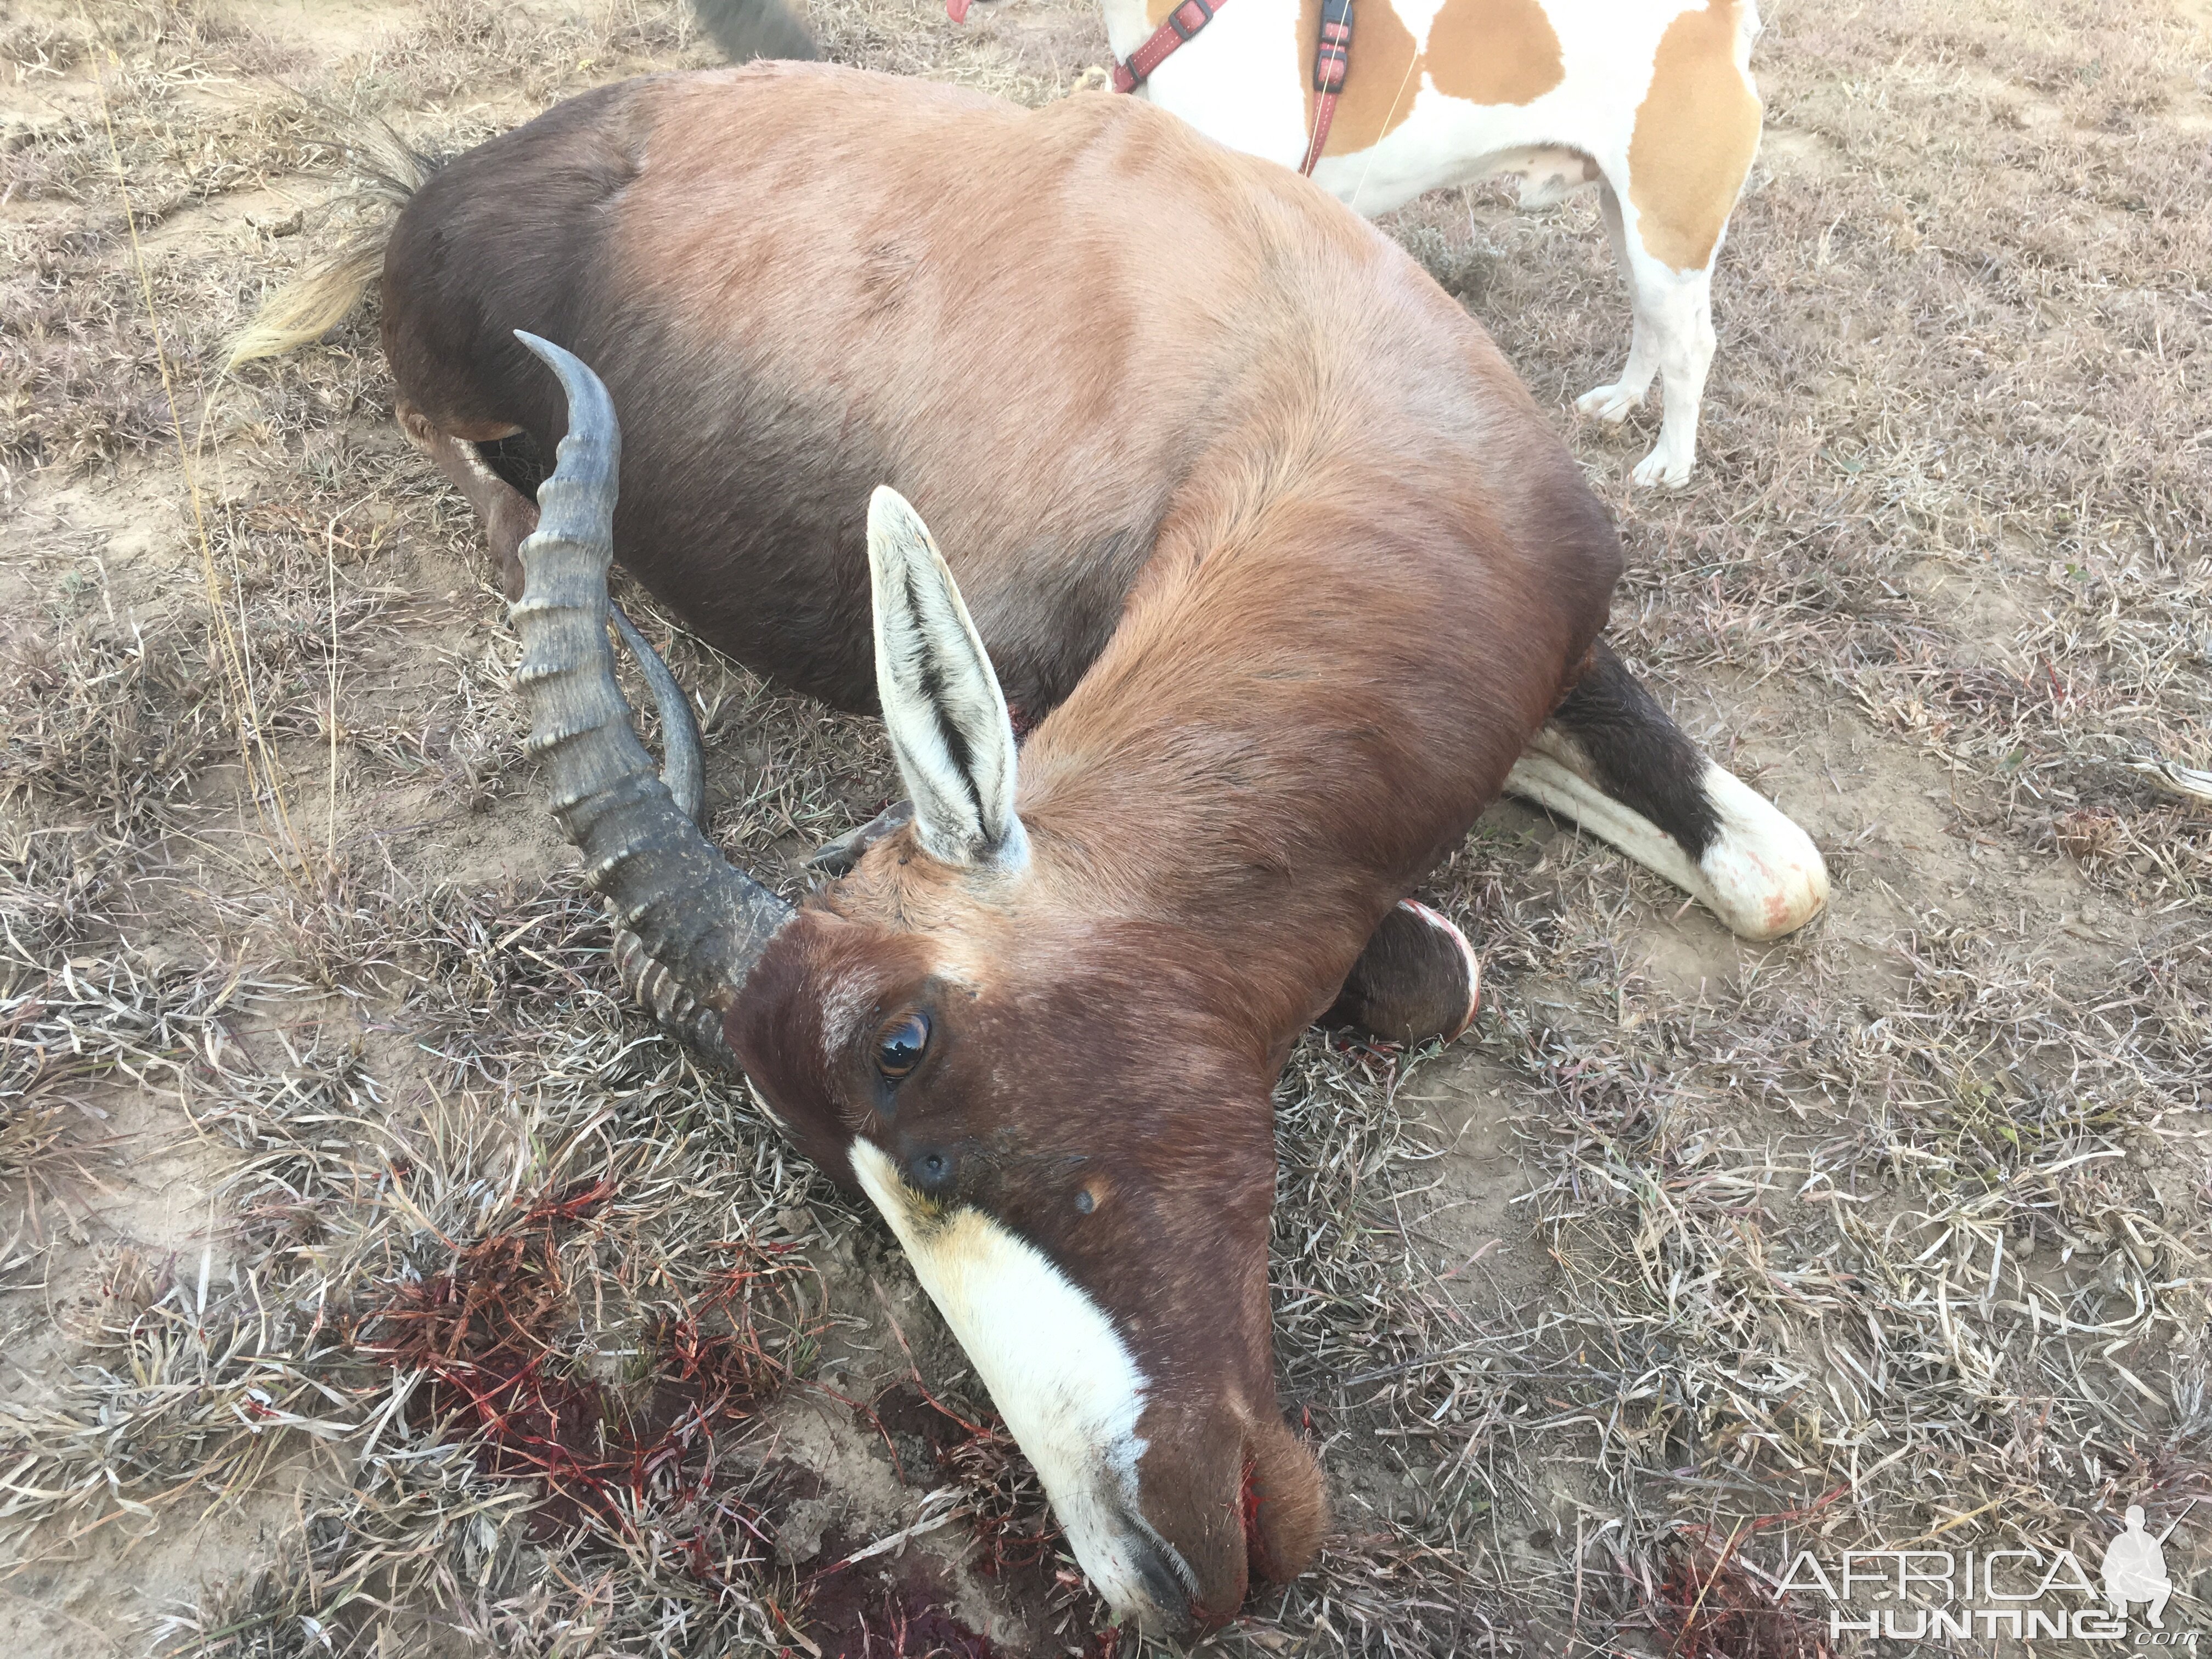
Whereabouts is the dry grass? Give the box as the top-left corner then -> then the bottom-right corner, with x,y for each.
1,0 -> 2208,1654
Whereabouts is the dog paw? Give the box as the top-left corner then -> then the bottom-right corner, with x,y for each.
1631,445 -> 1693,488
1575,382 -> 1644,425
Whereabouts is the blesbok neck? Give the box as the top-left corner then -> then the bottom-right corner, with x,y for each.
1012,472 -> 1558,1036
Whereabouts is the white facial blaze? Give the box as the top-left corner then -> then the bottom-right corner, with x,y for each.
865,487 -> 1027,871
1505,734 -> 1829,941
848,1142 -> 1187,1618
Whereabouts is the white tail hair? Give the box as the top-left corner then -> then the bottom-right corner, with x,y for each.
224,117 -> 436,370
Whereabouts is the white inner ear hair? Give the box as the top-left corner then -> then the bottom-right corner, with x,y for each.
866,486 -> 1026,871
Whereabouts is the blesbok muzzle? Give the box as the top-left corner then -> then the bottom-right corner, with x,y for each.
844,1137 -> 1320,1628
504,336 -> 1324,1631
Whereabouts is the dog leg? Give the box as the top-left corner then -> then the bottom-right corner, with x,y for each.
1580,26 -> 1759,494
1621,252 -> 1717,489
1575,182 -> 1658,427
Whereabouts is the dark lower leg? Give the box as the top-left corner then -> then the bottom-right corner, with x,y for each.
398,403 -> 538,600
1507,641 -> 1830,940
1543,640 -> 1719,860
1322,900 -> 1481,1047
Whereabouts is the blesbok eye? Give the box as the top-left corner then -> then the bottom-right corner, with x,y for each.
873,1012 -> 931,1080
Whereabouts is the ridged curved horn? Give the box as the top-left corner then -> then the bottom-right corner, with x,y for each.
509,331 -> 792,1063
610,603 -> 705,827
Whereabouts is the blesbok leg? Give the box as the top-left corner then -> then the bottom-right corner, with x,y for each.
1505,643 -> 1827,940
824,813 -> 1487,1048
1321,900 -> 1481,1047
808,800 -> 917,875
402,403 -> 704,824
805,798 -> 1485,1047
396,402 -> 537,599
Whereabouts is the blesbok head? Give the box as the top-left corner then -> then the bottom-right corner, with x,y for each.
508,335 -> 1324,1631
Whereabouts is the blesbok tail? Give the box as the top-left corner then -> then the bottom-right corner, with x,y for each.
225,120 -> 440,370
691,0 -> 820,61
225,3 -> 813,371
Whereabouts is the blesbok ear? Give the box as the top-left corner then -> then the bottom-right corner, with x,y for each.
867,487 -> 1027,871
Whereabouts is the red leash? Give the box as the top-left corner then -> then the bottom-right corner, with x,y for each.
1100,0 -> 1353,179
1300,0 -> 1353,175
1109,0 -> 1221,94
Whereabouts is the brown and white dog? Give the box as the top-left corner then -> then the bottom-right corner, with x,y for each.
240,60 -> 1820,1632
949,0 -> 1765,488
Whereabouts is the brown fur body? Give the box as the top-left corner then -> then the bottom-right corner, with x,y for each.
386,62 -> 1616,1048
381,61 -> 1618,1622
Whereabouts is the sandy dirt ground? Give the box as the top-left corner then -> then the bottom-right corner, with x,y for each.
3,0 -> 2209,1654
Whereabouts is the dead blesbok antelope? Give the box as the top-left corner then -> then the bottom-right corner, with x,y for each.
944,0 -> 1765,488
236,62 -> 1825,1629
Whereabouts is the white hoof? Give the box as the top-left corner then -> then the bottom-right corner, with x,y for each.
1631,445 -> 1693,489
1503,752 -> 1828,942
1576,382 -> 1643,425
1694,765 -> 1829,940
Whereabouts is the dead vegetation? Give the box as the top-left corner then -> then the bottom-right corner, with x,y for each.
1,0 -> 2208,1654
